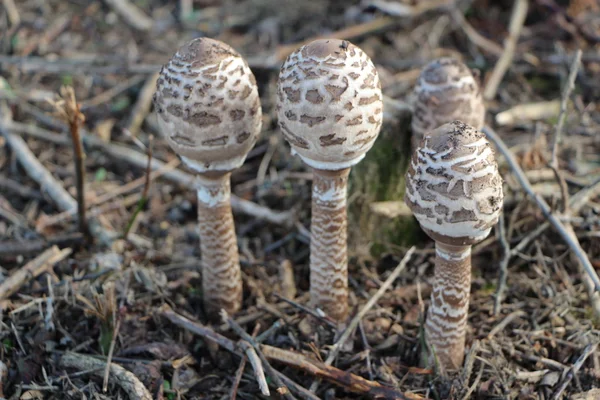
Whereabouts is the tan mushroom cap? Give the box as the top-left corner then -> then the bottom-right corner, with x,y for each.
411,58 -> 485,142
276,39 -> 383,170
405,121 -> 503,246
154,37 -> 262,173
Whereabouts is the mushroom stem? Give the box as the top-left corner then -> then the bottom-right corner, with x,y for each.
195,172 -> 242,317
425,242 -> 472,371
310,167 -> 351,323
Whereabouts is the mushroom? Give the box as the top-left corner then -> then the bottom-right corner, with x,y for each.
276,39 -> 383,323
411,58 -> 484,151
153,37 -> 262,317
405,121 -> 503,371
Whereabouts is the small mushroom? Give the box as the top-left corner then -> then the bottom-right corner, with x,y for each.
411,58 -> 484,151
276,39 -> 383,323
405,121 -> 503,371
154,37 -> 262,317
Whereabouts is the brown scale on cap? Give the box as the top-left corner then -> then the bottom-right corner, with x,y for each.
405,121 -> 503,371
154,37 -> 262,318
411,58 -> 485,151
276,39 -> 383,323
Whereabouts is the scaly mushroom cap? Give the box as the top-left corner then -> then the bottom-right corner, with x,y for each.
405,121 -> 503,246
412,58 -> 484,143
154,37 -> 262,173
276,39 -> 383,170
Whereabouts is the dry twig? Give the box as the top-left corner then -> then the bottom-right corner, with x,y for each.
483,125 -> 600,291
273,16 -> 398,65
552,342 -> 598,400
48,86 -> 91,241
160,305 -> 424,399
0,104 -> 113,245
238,340 -> 270,396
310,247 -> 416,392
0,55 -> 160,74
494,214 -> 511,315
125,72 -> 159,136
222,310 -> 295,400
103,318 -> 122,393
102,0 -> 153,31
6,119 -> 294,226
549,50 -> 582,213
229,324 -> 262,400
0,246 -> 71,301
551,49 -> 582,167
123,135 -> 153,239
0,233 -> 83,257
0,105 -> 76,213
60,352 -> 152,400
1,0 -> 20,26
261,346 -> 425,400
483,0 -> 529,100
487,310 -> 526,339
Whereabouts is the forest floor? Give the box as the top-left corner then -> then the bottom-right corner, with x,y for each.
1,0 -> 600,399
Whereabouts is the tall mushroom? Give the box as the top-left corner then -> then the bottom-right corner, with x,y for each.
276,39 -> 383,323
411,58 -> 484,151
153,37 -> 262,317
405,121 -> 503,371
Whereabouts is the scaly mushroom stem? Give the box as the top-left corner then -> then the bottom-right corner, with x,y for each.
195,172 -> 242,317
310,167 -> 350,323
425,243 -> 472,371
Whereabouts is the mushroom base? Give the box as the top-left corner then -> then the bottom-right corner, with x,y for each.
425,242 -> 472,372
310,167 -> 350,323
195,173 -> 243,318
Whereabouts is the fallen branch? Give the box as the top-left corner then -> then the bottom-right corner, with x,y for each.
508,177 -> 600,257
125,72 -> 159,136
102,0 -> 153,31
551,342 -> 598,400
272,17 -> 398,66
0,54 -> 160,75
261,345 -> 425,400
238,340 -> 271,397
483,125 -> 600,291
0,104 -> 114,246
0,246 -> 71,301
1,119 -> 76,213
222,311 -> 295,400
60,352 -> 152,400
0,233 -> 83,257
159,305 -> 425,400
229,325 -> 263,400
483,0 -> 529,100
7,120 -> 294,227
367,0 -> 453,17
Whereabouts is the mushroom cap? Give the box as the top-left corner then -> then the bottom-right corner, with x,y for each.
154,37 -> 262,173
411,58 -> 484,142
405,121 -> 503,246
276,39 -> 383,170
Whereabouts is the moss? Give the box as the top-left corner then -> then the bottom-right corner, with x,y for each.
348,112 -> 422,258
